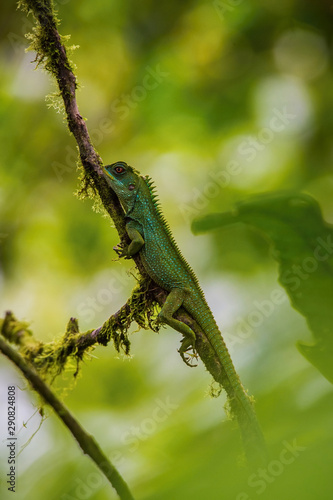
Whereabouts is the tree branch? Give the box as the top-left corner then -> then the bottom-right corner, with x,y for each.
20,0 -> 126,238
0,335 -> 135,500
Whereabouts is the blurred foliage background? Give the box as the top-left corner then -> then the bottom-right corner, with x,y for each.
1,0 -> 333,499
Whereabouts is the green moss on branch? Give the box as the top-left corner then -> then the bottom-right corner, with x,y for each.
0,279 -> 160,382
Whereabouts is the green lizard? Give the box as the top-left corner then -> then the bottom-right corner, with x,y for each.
103,161 -> 259,428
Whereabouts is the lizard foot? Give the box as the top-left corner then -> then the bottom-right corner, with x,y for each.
179,350 -> 198,367
178,338 -> 198,367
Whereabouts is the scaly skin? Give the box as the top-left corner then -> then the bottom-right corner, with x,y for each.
103,161 -> 257,424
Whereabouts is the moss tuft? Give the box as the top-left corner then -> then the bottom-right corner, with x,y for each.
209,380 -> 223,399
98,278 -> 160,355
18,0 -> 76,86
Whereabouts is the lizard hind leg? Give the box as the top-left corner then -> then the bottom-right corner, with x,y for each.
158,288 -> 198,367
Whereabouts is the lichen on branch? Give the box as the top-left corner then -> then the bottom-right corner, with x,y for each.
0,278 -> 160,381
19,0 -> 74,76
18,0 -> 129,241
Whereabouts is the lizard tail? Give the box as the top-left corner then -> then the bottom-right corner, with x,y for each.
192,300 -> 265,436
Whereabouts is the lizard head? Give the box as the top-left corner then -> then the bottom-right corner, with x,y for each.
103,161 -> 141,212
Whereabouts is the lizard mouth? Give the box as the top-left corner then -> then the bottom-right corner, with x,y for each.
102,166 -> 116,182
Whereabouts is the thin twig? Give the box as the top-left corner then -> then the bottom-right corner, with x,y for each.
0,336 -> 135,500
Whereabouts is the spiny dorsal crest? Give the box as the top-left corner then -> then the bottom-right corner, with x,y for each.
142,173 -> 204,292
143,175 -> 171,225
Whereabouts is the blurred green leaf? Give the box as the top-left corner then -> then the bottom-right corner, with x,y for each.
192,191 -> 333,383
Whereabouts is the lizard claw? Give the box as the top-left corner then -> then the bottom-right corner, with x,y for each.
113,244 -> 123,255
113,244 -> 130,259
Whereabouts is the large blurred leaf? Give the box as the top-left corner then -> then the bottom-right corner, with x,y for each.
192,191 -> 333,383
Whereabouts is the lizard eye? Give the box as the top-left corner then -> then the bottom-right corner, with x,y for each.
114,165 -> 125,174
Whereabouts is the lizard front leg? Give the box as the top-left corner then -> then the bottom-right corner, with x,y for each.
158,288 -> 197,367
114,221 -> 144,259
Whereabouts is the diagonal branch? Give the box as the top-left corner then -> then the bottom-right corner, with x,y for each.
20,0 -> 126,238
